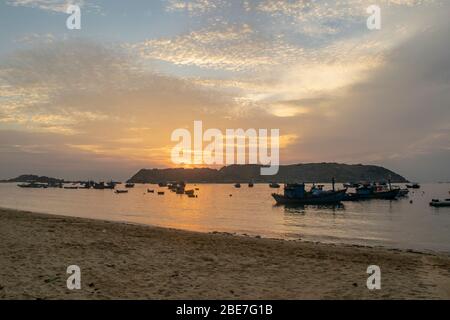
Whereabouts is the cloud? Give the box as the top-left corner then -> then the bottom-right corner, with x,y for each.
165,0 -> 227,15
129,23 -> 308,72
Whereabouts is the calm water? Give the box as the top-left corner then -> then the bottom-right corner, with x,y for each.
1,183 -> 450,253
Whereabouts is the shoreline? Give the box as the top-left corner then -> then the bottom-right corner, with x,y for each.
1,208 -> 449,299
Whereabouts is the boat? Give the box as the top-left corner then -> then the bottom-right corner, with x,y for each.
343,182 -> 360,188
93,182 -> 106,190
115,190 -> 128,194
158,191 -> 165,195
147,189 -> 155,193
248,182 -> 254,188
347,185 -> 400,200
272,183 -> 347,205
158,182 -> 168,187
430,199 -> 450,207
18,182 -> 48,189
234,183 -> 241,188
269,183 -> 280,189
407,183 -> 421,189
64,186 -> 79,190
125,183 -> 135,188
185,189 -> 195,196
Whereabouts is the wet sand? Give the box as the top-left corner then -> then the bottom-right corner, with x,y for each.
0,208 -> 449,300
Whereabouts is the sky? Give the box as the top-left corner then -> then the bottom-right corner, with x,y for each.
0,0 -> 449,182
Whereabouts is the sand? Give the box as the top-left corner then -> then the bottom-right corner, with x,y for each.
0,208 -> 449,300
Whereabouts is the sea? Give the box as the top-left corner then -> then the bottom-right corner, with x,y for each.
1,182 -> 449,253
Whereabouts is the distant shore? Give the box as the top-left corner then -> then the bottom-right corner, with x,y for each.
1,208 -> 449,299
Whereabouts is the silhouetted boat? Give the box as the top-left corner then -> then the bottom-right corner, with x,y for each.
93,182 -> 106,190
430,199 -> 450,207
407,183 -> 421,189
272,183 -> 347,205
347,185 -> 400,200
158,191 -> 165,195
115,190 -> 128,194
248,182 -> 254,187
269,183 -> 280,189
125,183 -> 135,188
18,182 -> 47,189
234,183 -> 241,188
343,182 -> 360,188
185,189 -> 195,196
147,189 -> 155,193
64,186 -> 79,190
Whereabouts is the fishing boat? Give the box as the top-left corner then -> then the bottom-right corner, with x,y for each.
430,199 -> 450,207
343,182 -> 360,188
64,186 -> 79,190
158,191 -> 165,195
269,183 -> 280,189
93,182 -> 106,190
147,189 -> 155,193
248,182 -> 254,188
115,190 -> 128,194
272,183 -> 347,205
407,183 -> 421,189
18,182 -> 47,189
347,185 -> 400,200
125,183 -> 135,188
185,189 -> 195,196
234,183 -> 241,188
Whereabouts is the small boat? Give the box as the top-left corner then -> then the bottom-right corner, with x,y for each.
430,199 -> 450,207
18,182 -> 48,189
273,183 -> 347,205
115,190 -> 128,194
125,183 -> 135,188
185,189 -> 195,196
158,191 -> 165,195
147,189 -> 155,193
93,182 -> 106,190
407,183 -> 421,189
269,183 -> 280,189
343,182 -> 360,188
64,186 -> 79,190
234,183 -> 241,188
248,182 -> 254,188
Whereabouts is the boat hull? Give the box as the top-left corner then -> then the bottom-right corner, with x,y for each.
272,189 -> 347,205
430,201 -> 450,207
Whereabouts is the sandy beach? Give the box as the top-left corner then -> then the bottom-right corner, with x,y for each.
0,207 -> 449,300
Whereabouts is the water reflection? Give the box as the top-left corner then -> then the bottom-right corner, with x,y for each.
278,203 -> 346,214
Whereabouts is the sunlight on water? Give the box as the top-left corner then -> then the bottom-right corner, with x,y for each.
1,183 -> 449,253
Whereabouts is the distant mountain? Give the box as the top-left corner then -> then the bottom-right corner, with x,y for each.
128,163 -> 408,184
1,174 -> 65,184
